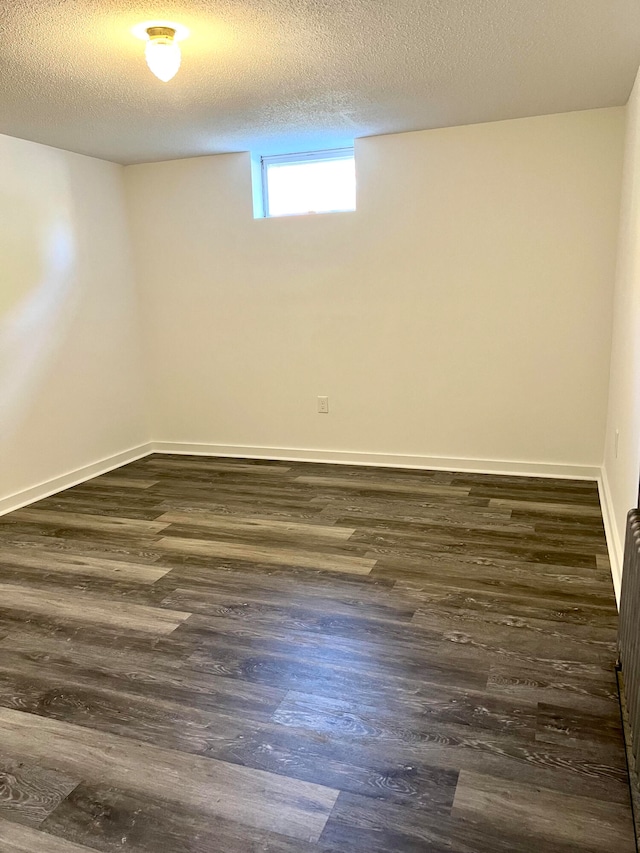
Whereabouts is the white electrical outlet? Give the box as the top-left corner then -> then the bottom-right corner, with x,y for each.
615,429 -> 620,458
317,396 -> 329,414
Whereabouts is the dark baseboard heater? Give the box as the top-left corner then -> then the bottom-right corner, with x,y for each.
617,509 -> 640,847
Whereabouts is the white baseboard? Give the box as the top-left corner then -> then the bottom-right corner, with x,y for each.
598,467 -> 623,608
3,439 -> 616,600
0,443 -> 153,517
0,442 -> 600,521
150,441 -> 600,480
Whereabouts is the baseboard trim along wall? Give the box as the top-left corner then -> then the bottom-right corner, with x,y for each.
0,443 -> 153,517
2,439 -> 620,606
151,441 -> 601,480
598,469 -> 623,607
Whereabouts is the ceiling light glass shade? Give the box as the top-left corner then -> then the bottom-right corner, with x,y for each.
145,36 -> 181,82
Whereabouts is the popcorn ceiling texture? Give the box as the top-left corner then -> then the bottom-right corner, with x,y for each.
0,0 -> 639,164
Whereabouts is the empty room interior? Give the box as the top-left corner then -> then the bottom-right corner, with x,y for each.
5,1 -> 640,851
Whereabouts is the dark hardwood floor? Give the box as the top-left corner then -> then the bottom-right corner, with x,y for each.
0,454 -> 634,852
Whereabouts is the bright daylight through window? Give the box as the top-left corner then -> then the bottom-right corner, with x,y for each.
261,149 -> 356,218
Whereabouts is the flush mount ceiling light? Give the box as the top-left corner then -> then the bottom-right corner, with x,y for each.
132,21 -> 190,82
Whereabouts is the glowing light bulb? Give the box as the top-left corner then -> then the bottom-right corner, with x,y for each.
132,22 -> 190,83
145,31 -> 181,82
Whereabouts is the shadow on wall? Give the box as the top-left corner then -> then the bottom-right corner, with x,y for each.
0,146 -> 78,442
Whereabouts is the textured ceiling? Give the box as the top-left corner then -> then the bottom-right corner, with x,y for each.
1,0 -> 639,164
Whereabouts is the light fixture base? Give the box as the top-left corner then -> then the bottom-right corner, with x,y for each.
132,21 -> 190,42
146,26 -> 176,41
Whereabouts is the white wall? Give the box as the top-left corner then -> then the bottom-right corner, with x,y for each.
0,134 -> 148,507
603,68 -> 640,600
126,109 -> 624,472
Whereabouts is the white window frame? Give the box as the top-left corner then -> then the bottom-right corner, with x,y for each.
260,148 -> 356,219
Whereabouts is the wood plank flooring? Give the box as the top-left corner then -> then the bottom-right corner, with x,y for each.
0,454 -> 634,852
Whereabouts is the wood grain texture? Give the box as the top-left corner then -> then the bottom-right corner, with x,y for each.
452,769 -> 635,852
157,536 -> 377,574
4,509 -> 169,535
157,510 -> 356,541
0,708 -> 338,841
41,784 -> 320,853
0,548 -> 170,584
0,454 -> 632,851
1,817 -> 102,852
0,584 -> 190,635
0,758 -> 78,828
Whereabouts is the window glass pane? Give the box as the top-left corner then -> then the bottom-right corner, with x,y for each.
265,155 -> 356,217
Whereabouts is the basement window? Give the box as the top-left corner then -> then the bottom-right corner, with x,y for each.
260,149 -> 356,218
